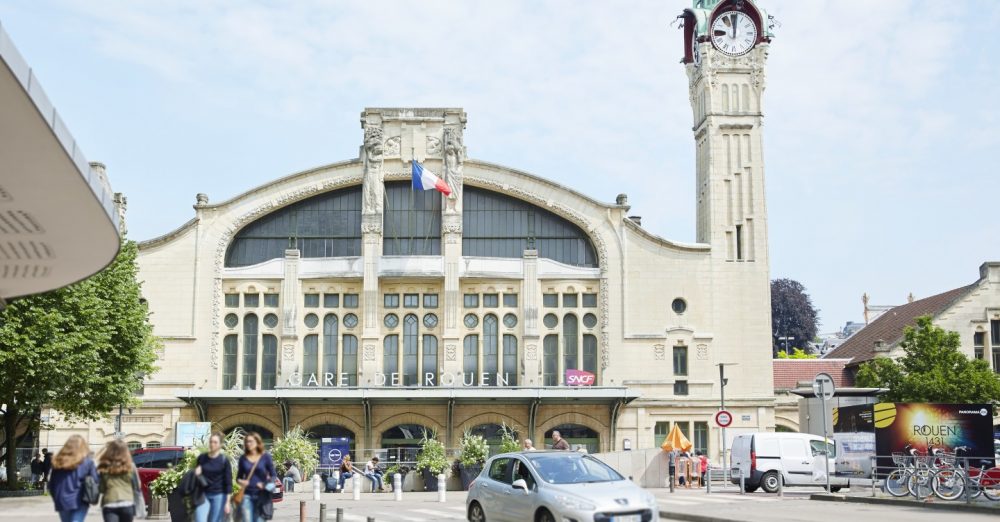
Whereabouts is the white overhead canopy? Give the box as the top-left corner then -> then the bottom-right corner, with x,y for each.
0,20 -> 120,300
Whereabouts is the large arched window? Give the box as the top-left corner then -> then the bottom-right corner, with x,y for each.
383,335 -> 399,386
463,187 -> 598,267
464,334 -> 479,385
223,335 -> 238,390
545,424 -> 599,454
308,424 -> 357,463
503,334 -> 518,386
242,314 -> 258,390
323,314 -> 339,377
262,334 -> 278,390
342,335 -> 358,386
422,335 -> 438,386
582,334 -> 598,375
225,186 -> 362,267
563,314 -> 578,380
483,314 -> 499,386
402,314 -> 419,385
384,181 -> 442,255
303,334 -> 319,381
543,335 -> 558,386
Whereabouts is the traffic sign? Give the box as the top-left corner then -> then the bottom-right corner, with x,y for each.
812,372 -> 836,400
715,410 -> 733,428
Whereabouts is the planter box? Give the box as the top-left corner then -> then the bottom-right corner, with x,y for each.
459,463 -> 483,491
148,497 -> 169,520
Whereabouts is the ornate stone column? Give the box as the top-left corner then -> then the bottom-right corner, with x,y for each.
441,121 -> 465,378
279,249 -> 300,384
522,249 -> 541,385
360,116 -> 385,384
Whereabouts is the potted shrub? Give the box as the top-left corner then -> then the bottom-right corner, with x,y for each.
498,423 -> 521,454
457,431 -> 489,490
270,426 -> 319,491
383,464 -> 405,491
149,449 -> 198,522
415,434 -> 448,491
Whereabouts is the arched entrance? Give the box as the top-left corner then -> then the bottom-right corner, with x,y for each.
224,424 -> 275,446
380,424 -> 433,468
545,424 -> 599,453
775,425 -> 797,433
469,423 -> 517,456
307,424 -> 357,463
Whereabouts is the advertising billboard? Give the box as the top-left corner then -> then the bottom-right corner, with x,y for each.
175,422 -> 212,447
832,404 -> 876,477
319,437 -> 351,468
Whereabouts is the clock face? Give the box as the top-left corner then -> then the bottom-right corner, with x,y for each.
710,10 -> 758,56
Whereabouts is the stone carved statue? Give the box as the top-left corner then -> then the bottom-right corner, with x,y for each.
362,125 -> 385,215
443,127 -> 464,212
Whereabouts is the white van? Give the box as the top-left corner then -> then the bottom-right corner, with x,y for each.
730,432 -> 848,493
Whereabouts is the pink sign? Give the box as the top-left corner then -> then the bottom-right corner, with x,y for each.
565,369 -> 596,386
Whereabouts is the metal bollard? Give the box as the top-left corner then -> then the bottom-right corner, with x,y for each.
336,507 -> 344,522
393,473 -> 402,501
777,472 -> 783,498
353,473 -> 362,500
319,503 -> 327,522
438,473 -> 446,502
299,501 -> 307,522
668,470 -> 675,493
367,518 -> 376,522
313,473 -> 322,501
740,471 -> 745,495
870,456 -> 876,498
706,469 -> 712,495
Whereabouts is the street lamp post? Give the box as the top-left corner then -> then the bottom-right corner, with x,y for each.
717,363 -> 739,474
777,336 -> 792,356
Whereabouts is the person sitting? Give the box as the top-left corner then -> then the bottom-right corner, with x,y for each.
364,456 -> 384,492
282,461 -> 301,493
337,456 -> 355,492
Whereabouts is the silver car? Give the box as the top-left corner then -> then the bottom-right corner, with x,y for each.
466,450 -> 658,522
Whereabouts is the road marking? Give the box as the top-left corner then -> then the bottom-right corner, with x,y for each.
413,508 -> 462,517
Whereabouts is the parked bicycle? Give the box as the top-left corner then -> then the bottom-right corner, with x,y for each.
884,445 -> 948,499
930,446 -> 1000,501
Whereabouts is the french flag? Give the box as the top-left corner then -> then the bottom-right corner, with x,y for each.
411,160 -> 452,197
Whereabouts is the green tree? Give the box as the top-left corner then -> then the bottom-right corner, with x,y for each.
776,347 -> 818,359
771,279 -> 819,356
855,316 -> 1000,403
0,240 -> 158,487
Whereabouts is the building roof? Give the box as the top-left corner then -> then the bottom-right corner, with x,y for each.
824,284 -> 976,366
772,359 -> 854,390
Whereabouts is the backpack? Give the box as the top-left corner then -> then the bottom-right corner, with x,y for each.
81,474 -> 100,505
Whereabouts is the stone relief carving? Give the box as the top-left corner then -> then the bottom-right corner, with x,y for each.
283,343 -> 295,360
599,277 -> 610,369
526,344 -> 537,360
364,344 -> 376,361
384,136 -> 401,157
697,343 -> 708,360
443,127 -> 464,212
426,135 -> 442,155
211,174 -> 363,369
446,344 -> 457,361
653,344 -> 665,361
362,125 -> 385,215
442,214 -> 462,235
361,214 -> 383,235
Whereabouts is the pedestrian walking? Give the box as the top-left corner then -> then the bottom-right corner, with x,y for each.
49,435 -> 98,522
667,448 -> 679,488
522,439 -> 536,451
235,432 -> 275,522
697,451 -> 708,488
97,439 -> 143,522
194,432 -> 232,522
41,447 -> 53,491
551,431 -> 570,451
30,453 -> 44,486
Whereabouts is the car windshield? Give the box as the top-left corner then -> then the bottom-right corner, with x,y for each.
524,454 -> 624,485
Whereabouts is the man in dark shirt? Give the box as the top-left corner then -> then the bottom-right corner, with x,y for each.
40,448 -> 52,491
551,430 -> 570,450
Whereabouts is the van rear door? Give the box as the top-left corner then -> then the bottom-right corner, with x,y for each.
730,435 -> 750,481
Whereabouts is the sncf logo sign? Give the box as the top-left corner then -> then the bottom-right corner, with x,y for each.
565,369 -> 596,386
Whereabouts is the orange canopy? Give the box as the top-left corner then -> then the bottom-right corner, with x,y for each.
660,424 -> 693,452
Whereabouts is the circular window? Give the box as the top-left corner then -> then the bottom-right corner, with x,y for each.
263,313 -> 279,328
464,313 -> 479,328
503,313 -> 518,328
304,313 -> 319,328
384,314 -> 399,328
583,313 -> 598,328
423,313 -> 438,328
224,314 -> 239,329
343,313 -> 359,328
671,298 -> 687,314
543,313 -> 558,329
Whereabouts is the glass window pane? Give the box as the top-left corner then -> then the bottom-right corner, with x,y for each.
384,294 -> 400,308
264,293 -> 279,307
223,335 -> 238,390
563,314 -> 578,377
483,294 -> 499,308
383,181 -> 442,255
243,314 -> 258,390
344,294 -> 359,308
464,335 -> 479,385
383,335 -> 398,386
304,293 -> 320,308
674,380 -> 689,396
503,335 -> 518,386
992,320 -> 1000,346
543,335 -> 558,386
262,335 -> 278,390
483,315 -> 499,386
303,334 -> 319,379
323,315 -> 339,377
673,346 -> 688,376
225,294 -> 239,308
694,422 -> 709,455
422,335 -> 438,386
582,293 -> 597,308
244,293 -> 260,308
403,315 -> 419,386
403,294 -> 419,308
654,421 -> 670,448
464,294 -> 479,308
562,293 -> 578,308
583,334 -> 597,375
543,294 -> 558,308
324,293 -> 340,308
503,294 -> 518,307
343,335 -> 358,386
423,294 -> 439,308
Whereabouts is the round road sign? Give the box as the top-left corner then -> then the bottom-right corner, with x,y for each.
715,410 -> 733,428
813,372 -> 836,401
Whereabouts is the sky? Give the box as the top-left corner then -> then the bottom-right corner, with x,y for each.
1,0 -> 998,334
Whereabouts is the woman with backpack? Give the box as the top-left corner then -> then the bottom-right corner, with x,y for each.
49,434 -> 99,522
194,432 -> 232,522
235,431 -> 275,522
96,439 -> 143,522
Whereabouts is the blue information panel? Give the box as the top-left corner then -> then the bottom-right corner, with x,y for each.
319,437 -> 350,467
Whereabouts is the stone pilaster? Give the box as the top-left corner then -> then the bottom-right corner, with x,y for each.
279,249 -> 300,384
522,249 -> 541,385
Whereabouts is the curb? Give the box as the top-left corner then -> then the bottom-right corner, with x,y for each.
810,493 -> 1000,514
659,511 -> 743,522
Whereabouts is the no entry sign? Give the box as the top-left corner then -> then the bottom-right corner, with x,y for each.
715,410 -> 733,428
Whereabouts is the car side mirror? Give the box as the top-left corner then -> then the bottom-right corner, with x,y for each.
512,479 -> 529,494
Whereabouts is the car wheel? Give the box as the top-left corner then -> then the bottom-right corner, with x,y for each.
761,471 -> 781,493
468,501 -> 486,522
536,509 -> 556,522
